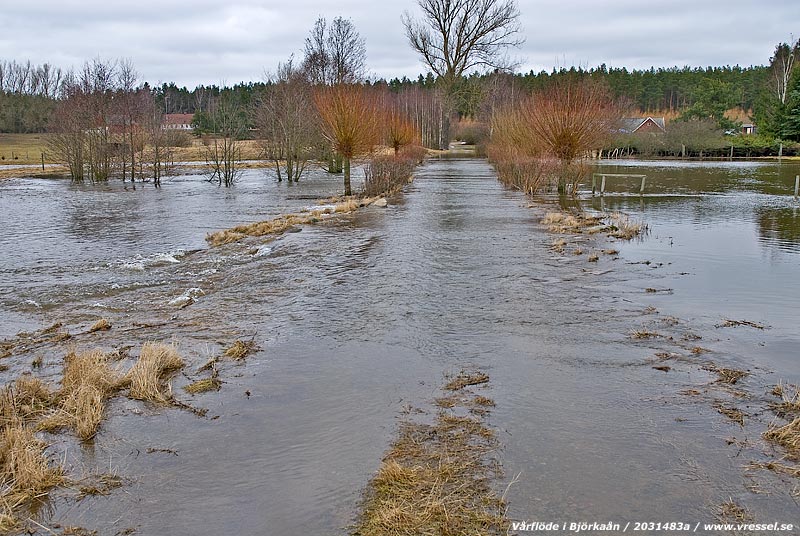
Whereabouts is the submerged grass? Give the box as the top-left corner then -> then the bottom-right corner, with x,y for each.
206,197 -> 378,246
715,499 -> 753,523
445,371 -> 490,391
541,210 -> 647,241
703,364 -> 749,385
354,374 -> 507,535
184,378 -> 221,395
224,340 -> 257,361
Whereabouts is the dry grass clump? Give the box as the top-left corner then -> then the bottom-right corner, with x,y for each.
40,350 -> 121,440
703,364 -> 749,385
0,377 -> 53,426
122,343 -> 183,404
603,249 -> 619,255
88,319 -> 111,333
334,199 -> 359,213
607,212 -> 647,240
587,253 -> 599,262
207,213 -> 315,246
0,424 -> 65,524
224,339 -> 257,361
445,371 -> 490,391
771,383 -> 800,417
542,212 -> 582,233
764,418 -> 800,457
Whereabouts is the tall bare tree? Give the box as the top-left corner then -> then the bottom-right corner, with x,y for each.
205,94 -> 245,187
302,16 -> 367,85
256,58 -> 318,182
402,0 -> 523,86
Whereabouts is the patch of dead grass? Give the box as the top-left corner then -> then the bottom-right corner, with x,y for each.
444,371 -> 490,391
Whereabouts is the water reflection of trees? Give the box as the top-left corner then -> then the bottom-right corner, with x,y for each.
757,208 -> 800,251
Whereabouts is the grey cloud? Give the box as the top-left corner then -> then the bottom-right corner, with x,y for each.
2,0 -> 797,87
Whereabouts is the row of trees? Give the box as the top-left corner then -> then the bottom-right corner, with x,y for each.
47,59 -> 178,184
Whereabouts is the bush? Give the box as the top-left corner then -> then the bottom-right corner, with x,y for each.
162,130 -> 192,148
363,154 -> 419,197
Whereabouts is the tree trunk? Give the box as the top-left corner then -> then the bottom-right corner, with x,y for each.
343,156 -> 352,196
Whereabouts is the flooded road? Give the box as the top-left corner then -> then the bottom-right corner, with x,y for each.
0,159 -> 799,534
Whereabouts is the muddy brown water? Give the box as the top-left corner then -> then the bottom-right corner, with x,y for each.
0,159 -> 799,534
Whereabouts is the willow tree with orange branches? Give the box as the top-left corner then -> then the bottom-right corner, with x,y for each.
489,77 -> 620,194
385,109 -> 419,155
314,84 -> 382,196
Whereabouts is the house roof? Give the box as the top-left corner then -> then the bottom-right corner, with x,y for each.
620,116 -> 666,133
163,113 -> 194,125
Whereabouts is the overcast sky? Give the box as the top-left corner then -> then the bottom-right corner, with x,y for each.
1,0 -> 797,88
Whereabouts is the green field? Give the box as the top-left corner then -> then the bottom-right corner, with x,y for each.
0,133 -> 53,165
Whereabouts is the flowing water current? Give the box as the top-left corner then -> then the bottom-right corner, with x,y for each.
0,159 -> 799,534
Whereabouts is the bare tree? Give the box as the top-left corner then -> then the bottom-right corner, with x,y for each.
205,95 -> 245,187
256,57 -> 317,182
769,38 -> 800,105
302,16 -> 367,85
402,0 -> 523,86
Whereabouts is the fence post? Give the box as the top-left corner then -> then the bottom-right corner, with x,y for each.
794,175 -> 799,200
600,175 -> 606,196
640,176 -> 646,194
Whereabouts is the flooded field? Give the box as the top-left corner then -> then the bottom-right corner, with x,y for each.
0,158 -> 798,534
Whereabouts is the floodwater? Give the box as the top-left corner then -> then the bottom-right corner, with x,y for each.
0,159 -> 798,534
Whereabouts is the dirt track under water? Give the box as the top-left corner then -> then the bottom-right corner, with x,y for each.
1,158 -> 799,534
